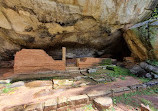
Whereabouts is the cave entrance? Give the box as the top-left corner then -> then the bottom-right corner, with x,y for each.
95,30 -> 132,61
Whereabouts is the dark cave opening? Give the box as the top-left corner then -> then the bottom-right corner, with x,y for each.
45,35 -> 131,62
97,36 -> 131,61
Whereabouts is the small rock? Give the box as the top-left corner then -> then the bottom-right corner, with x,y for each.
95,78 -> 105,83
88,68 -> 97,73
145,73 -> 152,79
74,76 -> 82,80
106,66 -> 115,71
0,79 -> 11,84
152,74 -> 158,79
64,80 -> 73,85
93,97 -> 113,110
145,81 -> 157,86
9,81 -> 25,88
79,83 -> 87,87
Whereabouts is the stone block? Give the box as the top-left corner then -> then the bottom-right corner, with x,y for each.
24,103 -> 44,111
69,95 -> 89,106
57,97 -> 71,108
113,87 -> 130,93
93,97 -> 113,110
87,90 -> 111,100
44,98 -> 57,111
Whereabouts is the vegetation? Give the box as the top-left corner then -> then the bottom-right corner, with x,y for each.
89,65 -> 150,83
146,59 -> 158,66
99,59 -> 112,65
82,104 -> 94,110
151,6 -> 158,19
112,87 -> 158,110
2,87 -> 13,93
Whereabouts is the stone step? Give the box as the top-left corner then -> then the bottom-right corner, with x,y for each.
66,67 -> 79,71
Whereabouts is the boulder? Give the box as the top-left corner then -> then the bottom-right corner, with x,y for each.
130,65 -> 147,77
140,62 -> 158,74
93,97 -> 113,110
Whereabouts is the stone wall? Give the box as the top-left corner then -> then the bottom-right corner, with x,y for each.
77,57 -> 104,69
14,49 -> 66,74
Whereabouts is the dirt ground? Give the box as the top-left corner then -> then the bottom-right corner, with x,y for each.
0,76 -> 141,111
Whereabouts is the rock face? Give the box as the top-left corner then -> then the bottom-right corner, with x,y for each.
0,0 -> 157,60
124,19 -> 158,60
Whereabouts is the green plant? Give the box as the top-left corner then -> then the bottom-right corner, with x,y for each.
100,59 -> 112,65
146,59 -> 158,66
2,87 -> 13,93
138,77 -> 150,83
82,104 -> 94,110
112,87 -> 158,108
120,76 -> 126,80
107,66 -> 132,78
150,6 -> 158,19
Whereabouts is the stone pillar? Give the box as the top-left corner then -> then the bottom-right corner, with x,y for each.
76,58 -> 80,67
62,47 -> 66,61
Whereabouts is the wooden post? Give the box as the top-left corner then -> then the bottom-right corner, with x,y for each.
62,47 -> 66,61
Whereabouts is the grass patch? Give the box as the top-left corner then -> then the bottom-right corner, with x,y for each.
140,98 -> 158,111
99,59 -> 112,65
147,59 -> 158,66
138,77 -> 150,83
106,66 -> 132,79
82,104 -> 94,110
1,87 -> 15,93
112,87 -> 158,109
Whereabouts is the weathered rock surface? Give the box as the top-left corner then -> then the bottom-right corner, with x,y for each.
124,19 -> 158,60
0,0 -> 157,60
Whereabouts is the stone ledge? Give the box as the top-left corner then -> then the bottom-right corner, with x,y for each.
69,94 -> 89,106
87,90 -> 111,100
112,87 -> 130,93
57,97 -> 71,108
44,98 -> 57,111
